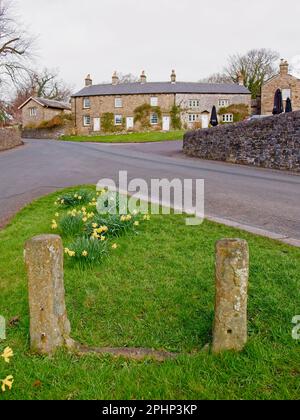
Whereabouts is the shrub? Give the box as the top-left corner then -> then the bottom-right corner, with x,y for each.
170,105 -> 182,130
101,113 -> 115,133
218,104 -> 250,123
134,104 -> 162,129
37,113 -> 73,130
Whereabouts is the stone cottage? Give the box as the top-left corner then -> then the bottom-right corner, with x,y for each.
261,60 -> 300,115
71,71 -> 251,135
19,97 -> 71,127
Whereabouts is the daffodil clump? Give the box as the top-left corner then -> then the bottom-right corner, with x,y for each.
1,346 -> 14,393
50,188 -> 151,267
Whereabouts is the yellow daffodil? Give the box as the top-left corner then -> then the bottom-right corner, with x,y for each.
92,232 -> 99,239
82,251 -> 88,257
82,207 -> 86,212
100,236 -> 106,241
112,243 -> 118,250
92,223 -> 98,228
51,223 -> 58,230
74,194 -> 78,198
120,215 -> 126,222
64,248 -> 70,254
126,215 -> 132,221
82,217 -> 88,223
55,213 -> 59,217
1,376 -> 14,392
68,251 -> 75,257
60,199 -> 65,204
143,215 -> 151,221
134,221 -> 140,226
1,347 -> 13,363
78,196 -> 82,200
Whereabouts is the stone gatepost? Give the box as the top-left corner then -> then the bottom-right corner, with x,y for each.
212,239 -> 249,354
24,235 -> 72,355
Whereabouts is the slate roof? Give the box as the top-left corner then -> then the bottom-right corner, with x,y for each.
18,97 -> 71,110
72,82 -> 250,97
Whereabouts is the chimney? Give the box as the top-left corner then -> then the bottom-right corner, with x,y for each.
85,74 -> 92,87
171,69 -> 176,84
112,71 -> 119,85
237,72 -> 244,86
280,59 -> 289,76
140,71 -> 147,84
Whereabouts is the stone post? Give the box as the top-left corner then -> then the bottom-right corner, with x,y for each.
24,235 -> 72,355
212,239 -> 249,354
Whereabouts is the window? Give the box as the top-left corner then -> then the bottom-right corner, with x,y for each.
83,115 -> 91,126
188,114 -> 199,122
222,114 -> 234,123
150,113 -> 158,125
83,97 -> 91,109
150,97 -> 158,107
282,89 -> 291,101
189,100 -> 200,108
29,107 -> 37,117
115,98 -> 123,108
114,115 -> 123,126
219,99 -> 230,107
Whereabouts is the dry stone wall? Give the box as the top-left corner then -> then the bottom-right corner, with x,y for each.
0,127 -> 23,151
183,111 -> 300,172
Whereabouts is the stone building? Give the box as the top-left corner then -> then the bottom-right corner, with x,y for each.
71,71 -> 251,135
261,60 -> 300,115
19,97 -> 71,127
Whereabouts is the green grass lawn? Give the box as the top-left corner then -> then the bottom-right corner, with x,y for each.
0,186 -> 299,400
61,130 -> 185,143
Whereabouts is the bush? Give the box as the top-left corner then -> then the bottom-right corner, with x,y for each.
134,104 -> 162,129
218,104 -> 250,123
170,105 -> 182,130
37,113 -> 73,130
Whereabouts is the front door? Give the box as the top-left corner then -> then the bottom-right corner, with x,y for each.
93,117 -> 101,132
162,116 -> 170,131
126,117 -> 134,130
201,114 -> 209,129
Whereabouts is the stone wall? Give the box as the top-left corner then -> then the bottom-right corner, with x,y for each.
22,122 -> 74,139
0,127 -> 23,151
183,111 -> 300,172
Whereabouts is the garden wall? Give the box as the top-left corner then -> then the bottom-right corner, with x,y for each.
22,122 -> 74,140
0,127 -> 23,151
183,111 -> 300,172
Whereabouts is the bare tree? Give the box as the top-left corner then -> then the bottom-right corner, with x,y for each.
117,72 -> 139,83
9,68 -> 72,122
199,72 -> 233,84
225,49 -> 280,98
0,0 -> 33,88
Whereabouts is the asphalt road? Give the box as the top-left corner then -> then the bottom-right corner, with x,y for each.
0,139 -> 299,244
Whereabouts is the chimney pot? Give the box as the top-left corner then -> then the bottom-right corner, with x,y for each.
85,74 -> 92,87
237,72 -> 244,86
140,71 -> 147,84
112,71 -> 119,85
280,59 -> 289,76
171,70 -> 176,84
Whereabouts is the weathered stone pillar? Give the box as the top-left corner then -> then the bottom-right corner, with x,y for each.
24,235 -> 72,355
212,239 -> 249,354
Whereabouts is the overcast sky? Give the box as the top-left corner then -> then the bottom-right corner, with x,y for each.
17,0 -> 300,91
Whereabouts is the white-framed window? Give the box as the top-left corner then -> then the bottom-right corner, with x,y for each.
189,100 -> 200,108
188,114 -> 199,122
83,115 -> 91,126
282,89 -> 291,101
222,114 -> 234,123
114,115 -> 123,126
29,107 -> 37,117
115,98 -> 123,108
150,113 -> 159,125
150,97 -> 158,107
219,99 -> 230,107
83,97 -> 91,109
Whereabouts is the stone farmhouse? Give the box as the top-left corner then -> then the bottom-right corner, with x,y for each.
19,97 -> 71,127
71,71 -> 251,135
261,60 -> 300,115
